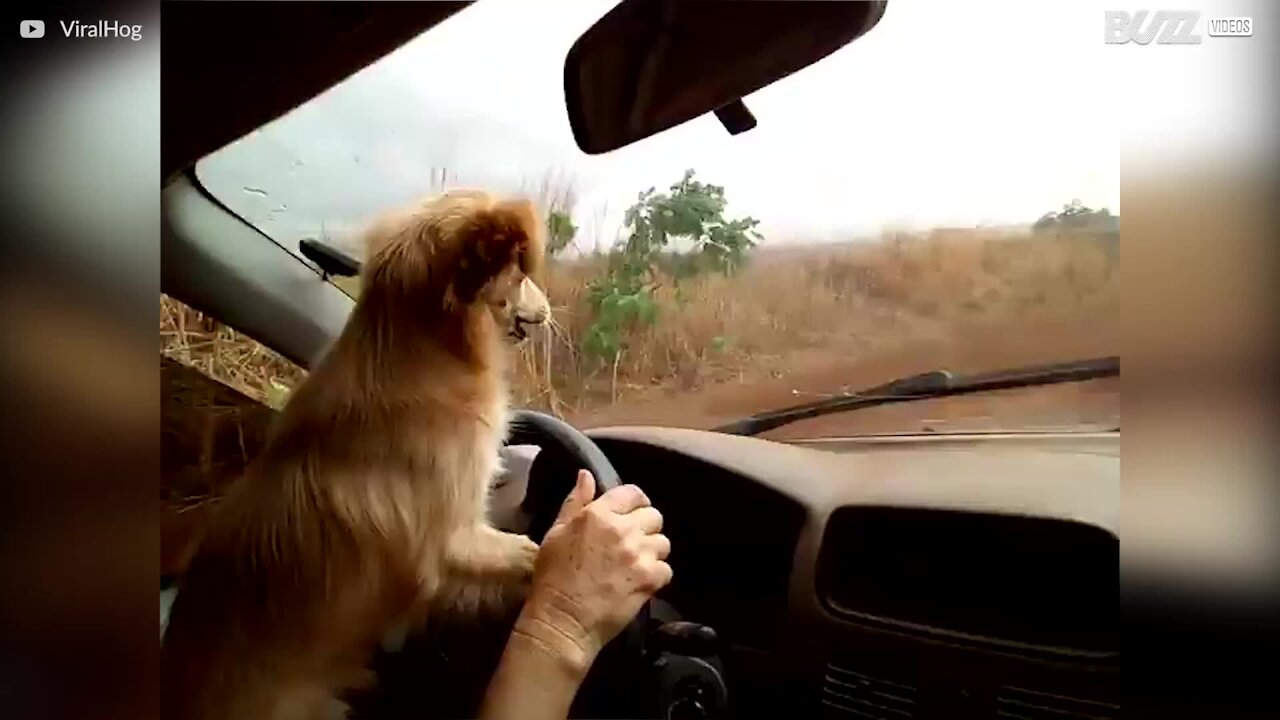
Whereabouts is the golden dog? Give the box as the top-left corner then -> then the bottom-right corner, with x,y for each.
162,189 -> 552,720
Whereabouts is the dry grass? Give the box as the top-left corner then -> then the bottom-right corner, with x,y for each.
159,226 -> 1118,423
160,296 -> 308,409
508,226 -> 1118,417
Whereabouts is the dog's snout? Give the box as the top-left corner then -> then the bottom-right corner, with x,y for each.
518,307 -> 550,325
513,277 -> 550,325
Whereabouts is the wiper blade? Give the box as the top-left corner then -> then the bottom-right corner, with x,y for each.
299,238 -> 361,280
713,356 -> 1119,437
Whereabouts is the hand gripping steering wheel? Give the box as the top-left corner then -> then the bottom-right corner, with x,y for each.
506,410 -> 654,718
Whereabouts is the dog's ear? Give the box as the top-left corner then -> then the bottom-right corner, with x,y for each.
452,199 -> 545,302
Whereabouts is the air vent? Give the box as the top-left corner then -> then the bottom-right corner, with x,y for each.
820,661 -> 918,719
996,686 -> 1119,719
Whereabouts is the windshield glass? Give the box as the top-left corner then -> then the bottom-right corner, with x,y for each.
195,0 -> 1119,440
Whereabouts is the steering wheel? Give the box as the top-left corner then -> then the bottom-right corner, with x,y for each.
507,410 -> 654,717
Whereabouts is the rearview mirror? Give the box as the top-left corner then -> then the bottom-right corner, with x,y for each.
564,0 -> 889,154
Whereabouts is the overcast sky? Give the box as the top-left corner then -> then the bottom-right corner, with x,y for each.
204,0 -> 1125,249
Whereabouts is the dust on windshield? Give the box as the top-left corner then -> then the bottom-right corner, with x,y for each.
193,0 -> 1119,439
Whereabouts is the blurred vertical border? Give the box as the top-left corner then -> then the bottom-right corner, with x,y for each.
0,1 -> 158,718
1116,0 -> 1279,716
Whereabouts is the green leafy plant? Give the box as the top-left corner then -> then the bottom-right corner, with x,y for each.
1031,199 -> 1118,263
582,283 -> 658,360
581,169 -> 761,371
1032,199 -> 1116,232
546,209 -> 577,256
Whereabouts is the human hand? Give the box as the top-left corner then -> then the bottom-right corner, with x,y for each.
512,470 -> 672,674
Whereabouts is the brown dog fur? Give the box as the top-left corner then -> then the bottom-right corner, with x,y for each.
161,189 -> 552,720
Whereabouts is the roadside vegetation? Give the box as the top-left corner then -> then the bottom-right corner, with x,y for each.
160,172 -> 1119,424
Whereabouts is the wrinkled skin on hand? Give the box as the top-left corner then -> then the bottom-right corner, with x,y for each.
514,471 -> 673,671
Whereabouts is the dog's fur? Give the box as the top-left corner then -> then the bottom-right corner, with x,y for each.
162,189 -> 552,720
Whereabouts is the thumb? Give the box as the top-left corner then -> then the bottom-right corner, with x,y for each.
553,470 -> 596,527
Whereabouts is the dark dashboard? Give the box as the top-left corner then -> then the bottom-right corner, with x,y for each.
817,506 -> 1117,655
582,438 -> 808,652
564,426 -> 1121,719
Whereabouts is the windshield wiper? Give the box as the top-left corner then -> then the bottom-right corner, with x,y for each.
713,355 -> 1119,437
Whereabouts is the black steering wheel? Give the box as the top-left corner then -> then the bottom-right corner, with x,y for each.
508,409 -> 624,502
507,410 -> 654,718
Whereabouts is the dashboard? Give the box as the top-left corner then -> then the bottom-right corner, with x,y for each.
505,426 -> 1119,719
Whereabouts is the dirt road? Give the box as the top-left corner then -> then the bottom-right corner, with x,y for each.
569,315 -> 1120,440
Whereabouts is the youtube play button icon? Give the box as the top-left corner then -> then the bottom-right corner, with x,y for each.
20,19 -> 45,39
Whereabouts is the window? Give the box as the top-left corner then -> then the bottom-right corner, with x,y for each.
192,0 -> 1119,440
159,294 -> 306,576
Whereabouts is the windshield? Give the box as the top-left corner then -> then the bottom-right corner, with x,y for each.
195,0 -> 1119,440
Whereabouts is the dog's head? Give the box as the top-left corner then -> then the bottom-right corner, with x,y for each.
484,262 -> 551,343
453,193 -> 551,344
362,189 -> 551,345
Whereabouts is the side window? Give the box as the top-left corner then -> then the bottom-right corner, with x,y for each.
160,294 -> 307,409
159,294 -> 307,577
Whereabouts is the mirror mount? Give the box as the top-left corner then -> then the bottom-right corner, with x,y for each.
712,99 -> 757,136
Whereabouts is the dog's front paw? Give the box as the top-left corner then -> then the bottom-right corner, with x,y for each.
446,526 -> 540,581
508,533 -> 539,578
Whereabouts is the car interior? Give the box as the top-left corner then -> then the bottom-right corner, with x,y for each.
161,2 -> 1119,718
